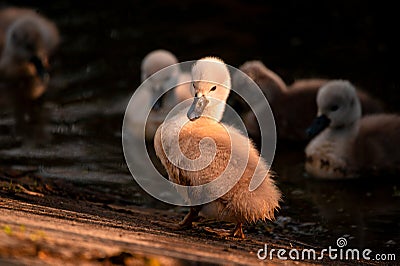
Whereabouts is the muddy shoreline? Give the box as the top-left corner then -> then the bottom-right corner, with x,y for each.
0,170 -> 379,265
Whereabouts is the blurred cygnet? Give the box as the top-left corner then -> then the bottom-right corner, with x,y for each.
0,7 -> 59,143
305,80 -> 400,179
232,60 -> 384,145
127,49 -> 192,141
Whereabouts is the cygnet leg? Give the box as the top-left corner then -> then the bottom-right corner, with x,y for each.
178,206 -> 202,228
232,223 -> 245,239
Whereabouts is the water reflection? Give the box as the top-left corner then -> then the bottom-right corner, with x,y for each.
273,145 -> 400,249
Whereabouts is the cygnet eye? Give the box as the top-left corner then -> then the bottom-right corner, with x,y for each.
210,86 -> 216,92
25,42 -> 34,51
330,105 -> 339,112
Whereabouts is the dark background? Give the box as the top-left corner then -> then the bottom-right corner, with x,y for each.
4,0 -> 398,111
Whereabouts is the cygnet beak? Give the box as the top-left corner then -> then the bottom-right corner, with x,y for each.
153,93 -> 165,111
187,95 -> 209,121
306,114 -> 331,138
29,55 -> 49,82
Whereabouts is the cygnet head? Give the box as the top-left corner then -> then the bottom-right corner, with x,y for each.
3,16 -> 52,81
237,60 -> 287,102
307,80 -> 362,137
140,49 -> 180,110
141,49 -> 179,81
187,56 -> 231,122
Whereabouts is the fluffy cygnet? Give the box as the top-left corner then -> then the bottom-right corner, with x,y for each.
235,60 -> 384,144
154,56 -> 281,238
0,7 -> 59,140
305,80 -> 400,179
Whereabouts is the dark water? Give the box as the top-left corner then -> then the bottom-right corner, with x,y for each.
1,0 -> 399,255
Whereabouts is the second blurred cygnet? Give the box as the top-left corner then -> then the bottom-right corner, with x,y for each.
233,60 -> 384,145
127,49 -> 192,141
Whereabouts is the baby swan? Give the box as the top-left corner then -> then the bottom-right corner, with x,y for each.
154,57 -> 281,238
236,60 -> 384,143
0,7 -> 59,139
305,80 -> 400,179
140,49 -> 192,140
